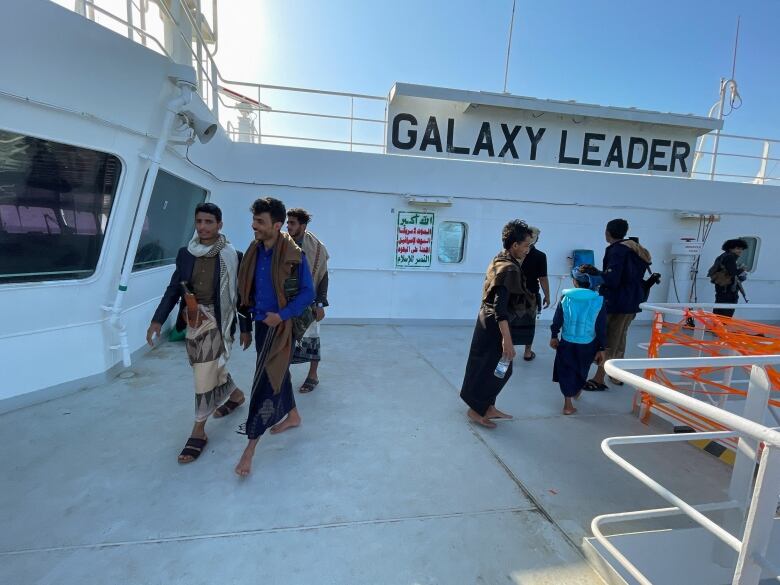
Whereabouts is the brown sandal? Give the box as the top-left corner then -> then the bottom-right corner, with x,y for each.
213,395 -> 245,418
178,437 -> 208,464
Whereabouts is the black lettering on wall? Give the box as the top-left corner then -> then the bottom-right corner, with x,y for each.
446,118 -> 470,154
670,141 -> 690,173
649,139 -> 671,171
391,113 -> 417,150
627,137 -> 649,169
558,130 -> 580,165
472,122 -> 495,156
604,136 -> 624,168
582,133 -> 605,166
420,116 -> 443,152
498,124 -> 521,158
525,127 -> 546,161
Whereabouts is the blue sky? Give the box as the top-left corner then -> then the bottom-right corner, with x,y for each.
216,0 -> 779,142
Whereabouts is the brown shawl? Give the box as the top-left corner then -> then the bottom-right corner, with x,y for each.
620,239 -> 653,264
481,251 -> 537,320
237,231 -> 303,394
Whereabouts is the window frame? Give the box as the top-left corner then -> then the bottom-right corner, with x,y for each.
738,236 -> 760,273
0,128 -> 126,289
436,220 -> 469,265
131,168 -> 210,273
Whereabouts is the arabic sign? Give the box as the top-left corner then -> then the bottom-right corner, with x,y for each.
396,211 -> 434,268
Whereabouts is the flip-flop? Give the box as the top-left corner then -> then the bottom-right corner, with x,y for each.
583,379 -> 608,391
523,351 -> 536,361
299,377 -> 319,393
608,376 -> 625,386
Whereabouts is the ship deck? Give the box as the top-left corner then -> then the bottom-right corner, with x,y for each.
0,323 -> 733,584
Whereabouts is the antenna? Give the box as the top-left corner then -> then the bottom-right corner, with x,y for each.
730,15 -> 741,80
502,0 -> 517,93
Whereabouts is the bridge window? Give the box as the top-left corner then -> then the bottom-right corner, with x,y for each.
0,130 -> 120,284
438,221 -> 467,263
132,170 -> 208,271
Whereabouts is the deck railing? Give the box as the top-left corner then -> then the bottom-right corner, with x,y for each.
593,355 -> 780,585
59,0 -> 779,182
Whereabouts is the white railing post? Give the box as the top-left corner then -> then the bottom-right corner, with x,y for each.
349,97 -> 354,151
75,0 -> 87,17
709,78 -> 729,181
715,366 -> 772,566
139,0 -> 147,47
732,446 -> 780,584
754,141 -> 770,185
210,60 -> 218,117
257,86 -> 263,144
126,0 -> 134,42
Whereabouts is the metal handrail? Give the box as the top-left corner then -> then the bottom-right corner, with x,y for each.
79,0 -> 169,56
69,0 -> 780,179
591,500 -> 742,585
595,357 -> 780,585
606,356 -> 780,447
77,0 -> 385,151
226,130 -> 383,149
223,79 -> 386,102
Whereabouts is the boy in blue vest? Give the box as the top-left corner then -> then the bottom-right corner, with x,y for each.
550,269 -> 607,415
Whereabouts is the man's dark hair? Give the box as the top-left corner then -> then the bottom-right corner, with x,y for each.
287,208 -> 312,225
606,218 -> 629,240
194,202 -> 222,222
250,197 -> 286,224
722,238 -> 748,252
501,219 -> 532,250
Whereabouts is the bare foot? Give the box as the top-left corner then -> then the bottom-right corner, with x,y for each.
467,408 -> 497,429
270,411 -> 301,434
235,446 -> 255,477
486,405 -> 513,420
563,405 -> 577,415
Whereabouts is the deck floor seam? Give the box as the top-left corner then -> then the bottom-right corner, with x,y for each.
0,506 -> 538,557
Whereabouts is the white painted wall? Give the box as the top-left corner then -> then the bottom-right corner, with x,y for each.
204,143 -> 780,327
1,0 -> 779,407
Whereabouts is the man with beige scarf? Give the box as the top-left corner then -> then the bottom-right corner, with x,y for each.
286,208 -> 330,393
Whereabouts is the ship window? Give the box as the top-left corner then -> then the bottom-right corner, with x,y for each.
0,130 -> 120,284
132,170 -> 208,271
438,221 -> 467,263
738,236 -> 759,272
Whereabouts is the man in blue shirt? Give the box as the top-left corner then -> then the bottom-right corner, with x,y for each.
235,197 -> 315,477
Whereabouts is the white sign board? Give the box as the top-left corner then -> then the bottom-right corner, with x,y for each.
395,211 -> 434,268
386,86 -> 716,177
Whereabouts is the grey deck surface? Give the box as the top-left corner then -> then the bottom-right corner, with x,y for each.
0,324 -> 731,584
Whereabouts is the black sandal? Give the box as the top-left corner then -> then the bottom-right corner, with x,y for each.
523,351 -> 536,361
178,437 -> 208,464
299,378 -> 319,393
213,396 -> 245,418
583,379 -> 608,391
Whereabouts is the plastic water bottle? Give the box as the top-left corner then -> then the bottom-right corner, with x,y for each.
494,356 -> 511,379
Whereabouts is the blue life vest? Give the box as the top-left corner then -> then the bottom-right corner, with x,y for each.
561,288 -> 603,344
